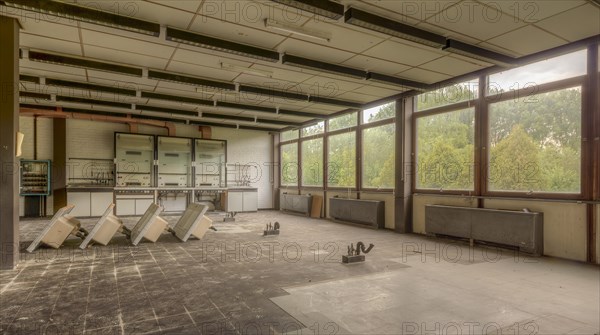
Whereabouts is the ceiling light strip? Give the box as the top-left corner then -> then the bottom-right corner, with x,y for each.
282,54 -> 367,79
19,74 -> 39,83
264,18 -> 331,42
46,79 -> 138,96
166,27 -> 280,62
28,51 -> 143,76
344,8 -> 446,49
2,0 -> 160,36
141,92 -> 213,106
367,72 -> 429,91
308,96 -> 362,108
270,0 -> 344,20
238,85 -> 308,101
19,91 -> 51,100
55,96 -> 132,109
147,70 -> 236,91
443,39 -> 517,67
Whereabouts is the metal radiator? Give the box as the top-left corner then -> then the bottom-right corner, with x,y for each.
280,193 -> 312,216
425,205 -> 544,256
329,198 -> 385,229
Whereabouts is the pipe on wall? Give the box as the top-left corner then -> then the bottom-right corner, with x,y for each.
19,107 -> 177,136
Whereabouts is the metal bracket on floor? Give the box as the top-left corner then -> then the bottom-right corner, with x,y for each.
223,212 -> 237,222
342,241 -> 374,263
263,221 -> 280,236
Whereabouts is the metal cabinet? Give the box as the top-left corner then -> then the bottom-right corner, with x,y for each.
226,189 -> 258,212
67,191 -> 113,217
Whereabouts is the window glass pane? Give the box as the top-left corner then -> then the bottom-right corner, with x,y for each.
301,138 -> 323,186
416,108 -> 475,190
417,79 -> 478,111
488,87 -> 581,193
362,124 -> 395,188
280,143 -> 298,186
488,50 -> 586,95
301,121 -> 324,137
281,130 -> 298,142
362,102 -> 395,124
329,112 -> 357,131
327,132 -> 356,188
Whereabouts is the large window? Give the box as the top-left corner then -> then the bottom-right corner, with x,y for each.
301,138 -> 323,186
281,130 -> 299,142
487,49 -> 586,95
416,108 -> 475,190
281,143 -> 298,186
301,121 -> 324,137
362,123 -> 395,189
417,79 -> 478,111
329,112 -> 357,131
488,87 -> 582,193
362,102 -> 395,123
328,132 -> 356,188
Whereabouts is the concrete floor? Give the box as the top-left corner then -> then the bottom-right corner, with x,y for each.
1,210 -> 598,335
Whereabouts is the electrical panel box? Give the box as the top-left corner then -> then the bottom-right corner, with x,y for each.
115,133 -> 154,187
20,160 -> 51,196
195,139 -> 226,187
158,136 -> 192,187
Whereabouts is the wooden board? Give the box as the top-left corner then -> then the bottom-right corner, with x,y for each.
310,195 -> 323,218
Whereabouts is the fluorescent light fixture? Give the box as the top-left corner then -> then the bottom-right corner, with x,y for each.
443,39 -> 517,67
344,7 -> 446,49
282,54 -> 367,79
148,70 -> 236,91
46,79 -> 138,96
309,95 -> 362,108
28,51 -> 143,76
3,0 -> 160,36
220,62 -> 273,78
166,27 -> 280,62
141,91 -> 213,107
19,91 -> 52,101
239,85 -> 308,101
270,0 -> 344,20
264,18 -> 331,42
56,95 -> 132,109
367,72 -> 428,91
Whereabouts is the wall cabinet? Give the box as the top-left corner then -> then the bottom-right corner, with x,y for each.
67,191 -> 113,217
226,189 -> 258,212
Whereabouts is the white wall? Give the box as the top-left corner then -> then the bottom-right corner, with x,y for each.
212,127 -> 274,209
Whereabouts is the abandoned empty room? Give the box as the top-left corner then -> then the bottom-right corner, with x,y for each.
1,0 -> 599,334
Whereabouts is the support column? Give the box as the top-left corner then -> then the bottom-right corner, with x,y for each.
53,118 -> 67,211
0,16 -> 20,270
394,97 -> 413,233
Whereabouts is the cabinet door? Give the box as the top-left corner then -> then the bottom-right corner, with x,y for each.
116,199 -> 135,216
227,192 -> 243,212
91,193 -> 114,216
67,192 -> 91,217
242,191 -> 258,212
135,199 -> 155,215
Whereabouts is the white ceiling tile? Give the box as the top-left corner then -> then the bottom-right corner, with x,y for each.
342,55 -> 411,75
396,67 -> 451,84
486,25 -> 567,56
250,64 -> 315,83
234,73 -> 297,88
425,3 -> 526,41
420,55 -> 488,76
189,15 -> 286,50
362,40 -> 444,66
74,0 -> 195,29
277,39 -> 354,63
20,61 -> 87,77
478,0 -> 587,23
299,19 -> 385,54
348,0 -> 428,23
352,85 -> 401,97
21,35 -> 83,56
83,45 -> 169,69
147,0 -> 201,13
19,20 -> 80,41
334,91 -> 379,103
535,4 -> 600,42
166,59 -> 239,82
81,30 -> 174,59
298,76 -> 365,94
